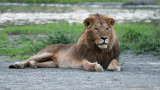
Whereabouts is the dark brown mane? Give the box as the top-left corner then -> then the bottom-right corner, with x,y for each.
75,14 -> 120,69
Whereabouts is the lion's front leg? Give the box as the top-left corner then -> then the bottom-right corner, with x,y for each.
107,59 -> 121,71
82,59 -> 103,72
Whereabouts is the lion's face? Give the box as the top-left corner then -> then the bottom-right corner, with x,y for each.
84,14 -> 115,49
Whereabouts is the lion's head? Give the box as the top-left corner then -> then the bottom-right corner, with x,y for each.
83,14 -> 116,49
76,14 -> 120,68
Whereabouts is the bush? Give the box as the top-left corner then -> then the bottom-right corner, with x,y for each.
46,29 -> 77,45
121,29 -> 160,54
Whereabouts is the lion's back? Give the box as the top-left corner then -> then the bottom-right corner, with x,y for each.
37,44 -> 74,54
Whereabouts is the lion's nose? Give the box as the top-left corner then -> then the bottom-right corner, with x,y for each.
101,36 -> 108,41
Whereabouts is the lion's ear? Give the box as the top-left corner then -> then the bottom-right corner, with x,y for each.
83,17 -> 94,28
103,15 -> 115,26
109,18 -> 115,26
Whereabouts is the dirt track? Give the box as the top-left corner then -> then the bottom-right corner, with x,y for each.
0,51 -> 160,90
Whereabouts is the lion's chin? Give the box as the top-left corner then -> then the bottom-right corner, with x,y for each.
98,45 -> 108,49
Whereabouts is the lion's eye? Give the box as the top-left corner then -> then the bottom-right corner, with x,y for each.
95,28 -> 99,31
106,28 -> 110,32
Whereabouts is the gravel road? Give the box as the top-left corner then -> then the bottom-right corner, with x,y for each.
0,51 -> 160,90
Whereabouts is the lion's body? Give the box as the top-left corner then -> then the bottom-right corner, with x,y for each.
37,44 -> 82,68
9,14 -> 121,72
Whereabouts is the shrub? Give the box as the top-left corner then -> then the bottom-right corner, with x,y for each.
122,29 -> 160,54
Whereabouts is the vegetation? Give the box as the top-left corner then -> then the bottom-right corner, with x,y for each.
0,5 -> 72,13
0,0 -> 133,3
0,23 -> 82,59
117,24 -> 160,54
1,0 -> 159,4
0,23 -> 159,60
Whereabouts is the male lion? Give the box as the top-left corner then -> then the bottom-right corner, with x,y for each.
9,14 -> 121,72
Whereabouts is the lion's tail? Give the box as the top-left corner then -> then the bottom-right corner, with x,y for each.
8,65 -> 16,69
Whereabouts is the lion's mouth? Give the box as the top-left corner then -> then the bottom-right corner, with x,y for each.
98,42 -> 108,49
98,42 -> 107,45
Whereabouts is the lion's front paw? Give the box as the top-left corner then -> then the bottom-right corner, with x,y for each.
107,65 -> 121,71
95,64 -> 104,72
14,62 -> 24,69
29,60 -> 37,68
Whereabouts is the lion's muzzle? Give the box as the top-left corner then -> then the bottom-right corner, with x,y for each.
98,37 -> 109,49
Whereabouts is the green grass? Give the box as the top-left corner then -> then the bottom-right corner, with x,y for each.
2,23 -> 83,35
0,0 -> 133,3
114,24 -> 160,54
157,0 -> 160,4
0,23 -> 83,59
0,23 -> 159,60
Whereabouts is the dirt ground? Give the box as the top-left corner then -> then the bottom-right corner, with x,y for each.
0,51 -> 160,90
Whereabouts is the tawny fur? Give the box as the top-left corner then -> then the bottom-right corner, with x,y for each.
9,14 -> 121,72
